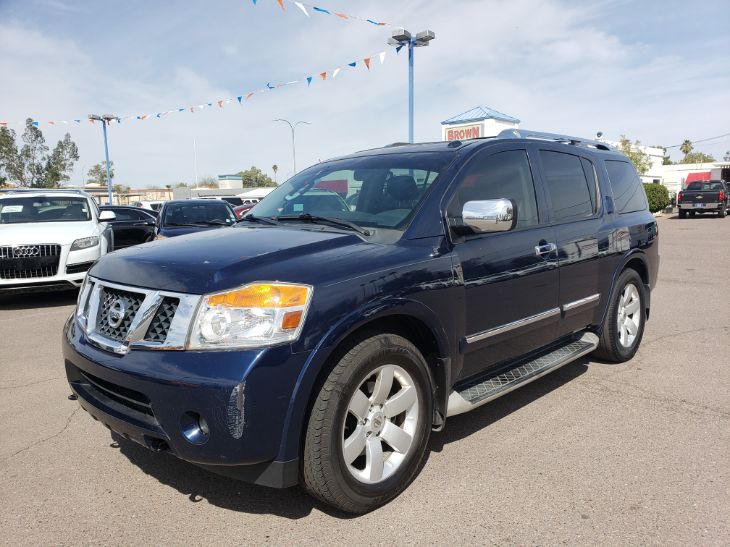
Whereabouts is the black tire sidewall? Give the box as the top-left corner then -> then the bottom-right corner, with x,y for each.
606,270 -> 646,361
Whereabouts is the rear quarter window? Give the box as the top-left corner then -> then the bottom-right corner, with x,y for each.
604,160 -> 647,214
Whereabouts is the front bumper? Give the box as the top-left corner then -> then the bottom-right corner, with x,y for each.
0,244 -> 99,291
63,315 -> 308,487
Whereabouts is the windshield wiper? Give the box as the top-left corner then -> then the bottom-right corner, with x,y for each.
237,214 -> 279,225
275,213 -> 371,236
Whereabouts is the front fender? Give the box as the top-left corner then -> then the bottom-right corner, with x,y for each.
276,296 -> 454,461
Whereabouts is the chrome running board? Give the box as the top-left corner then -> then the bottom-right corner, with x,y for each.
446,332 -> 599,417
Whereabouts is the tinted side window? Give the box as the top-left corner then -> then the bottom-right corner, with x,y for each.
448,150 -> 539,229
111,209 -> 137,221
605,160 -> 647,214
580,157 -> 599,214
540,150 -> 593,223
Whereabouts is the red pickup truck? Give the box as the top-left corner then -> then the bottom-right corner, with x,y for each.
677,180 -> 729,218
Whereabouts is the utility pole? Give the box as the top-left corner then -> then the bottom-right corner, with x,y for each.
274,119 -> 311,174
88,114 -> 118,204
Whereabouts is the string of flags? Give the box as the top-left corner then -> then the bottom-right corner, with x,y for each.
0,49 -> 395,129
250,0 -> 395,28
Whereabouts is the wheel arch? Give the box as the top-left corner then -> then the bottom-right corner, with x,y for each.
277,299 -> 453,462
598,250 -> 651,332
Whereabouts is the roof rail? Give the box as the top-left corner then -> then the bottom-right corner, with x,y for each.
497,129 -> 613,150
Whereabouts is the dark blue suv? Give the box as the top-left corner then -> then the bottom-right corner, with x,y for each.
63,130 -> 659,513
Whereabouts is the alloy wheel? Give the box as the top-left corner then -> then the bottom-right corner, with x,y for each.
617,283 -> 641,348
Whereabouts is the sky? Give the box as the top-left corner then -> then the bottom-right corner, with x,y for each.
1,0 -> 729,188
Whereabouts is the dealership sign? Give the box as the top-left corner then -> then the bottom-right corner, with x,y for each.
446,124 -> 481,140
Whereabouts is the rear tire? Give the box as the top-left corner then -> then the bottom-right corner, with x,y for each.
593,269 -> 647,363
678,209 -> 686,219
719,206 -> 726,218
302,333 -> 432,514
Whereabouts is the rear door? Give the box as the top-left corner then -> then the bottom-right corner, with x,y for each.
536,148 -> 608,336
446,145 -> 559,380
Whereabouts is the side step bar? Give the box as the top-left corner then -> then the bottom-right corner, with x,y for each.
446,332 -> 599,417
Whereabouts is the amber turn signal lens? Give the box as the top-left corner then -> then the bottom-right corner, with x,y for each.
207,283 -> 310,308
281,310 -> 303,330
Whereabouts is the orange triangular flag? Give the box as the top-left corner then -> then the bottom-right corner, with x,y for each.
320,71 -> 327,80
246,92 -> 254,100
363,57 -> 371,70
334,12 -> 348,19
217,100 -> 224,108
277,0 -> 285,10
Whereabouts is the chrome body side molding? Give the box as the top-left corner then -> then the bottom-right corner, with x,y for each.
464,307 -> 561,345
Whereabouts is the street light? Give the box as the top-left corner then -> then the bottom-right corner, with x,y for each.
88,113 -> 118,204
274,119 -> 311,175
388,29 -> 435,144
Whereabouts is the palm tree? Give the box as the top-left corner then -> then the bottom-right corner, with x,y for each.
680,139 -> 693,160
272,164 -> 279,183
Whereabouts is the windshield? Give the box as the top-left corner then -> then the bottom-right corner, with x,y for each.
0,196 -> 91,224
162,202 -> 236,226
248,152 -> 452,231
686,181 -> 723,191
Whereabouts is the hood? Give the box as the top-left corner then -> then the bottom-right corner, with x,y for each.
91,225 -> 366,293
0,221 -> 99,246
158,224 -> 228,238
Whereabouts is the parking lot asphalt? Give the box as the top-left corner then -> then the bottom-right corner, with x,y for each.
1,213 -> 728,546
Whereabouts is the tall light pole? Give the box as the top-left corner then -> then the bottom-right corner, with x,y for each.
274,119 -> 310,175
88,114 -> 118,204
388,29 -> 435,144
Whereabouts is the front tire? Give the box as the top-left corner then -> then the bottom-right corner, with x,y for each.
593,269 -> 647,363
302,333 -> 432,514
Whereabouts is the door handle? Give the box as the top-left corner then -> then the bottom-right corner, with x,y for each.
534,243 -> 557,257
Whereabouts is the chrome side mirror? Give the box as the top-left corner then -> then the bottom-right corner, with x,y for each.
462,198 -> 516,233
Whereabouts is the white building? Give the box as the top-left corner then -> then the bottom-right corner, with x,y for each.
441,106 -> 520,141
603,141 -> 665,185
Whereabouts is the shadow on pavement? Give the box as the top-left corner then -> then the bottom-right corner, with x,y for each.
0,288 -> 78,310
111,433 -> 350,520
110,359 -> 589,519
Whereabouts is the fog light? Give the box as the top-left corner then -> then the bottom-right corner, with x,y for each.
180,411 -> 210,445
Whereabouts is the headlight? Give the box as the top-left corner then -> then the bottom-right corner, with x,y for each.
70,236 -> 99,251
187,282 -> 313,349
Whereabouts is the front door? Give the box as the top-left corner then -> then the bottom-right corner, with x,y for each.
447,147 -> 560,381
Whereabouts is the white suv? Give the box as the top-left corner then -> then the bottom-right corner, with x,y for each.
0,189 -> 115,292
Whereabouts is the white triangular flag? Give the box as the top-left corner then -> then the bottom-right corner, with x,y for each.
379,51 -> 386,64
294,2 -> 309,16
332,67 -> 341,79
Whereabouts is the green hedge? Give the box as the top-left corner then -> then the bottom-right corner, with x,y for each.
643,183 -> 670,213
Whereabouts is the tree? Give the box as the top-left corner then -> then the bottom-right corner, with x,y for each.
617,135 -> 652,175
680,152 -> 715,164
0,126 -> 19,187
112,183 -> 130,195
652,144 -> 672,165
237,166 -> 276,188
87,161 -> 115,186
196,177 -> 217,189
43,133 -> 79,187
0,120 -> 79,187
272,164 -> 279,183
679,139 -> 693,160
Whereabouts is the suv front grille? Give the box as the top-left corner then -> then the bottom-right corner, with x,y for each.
145,297 -> 179,343
96,287 -> 144,341
0,244 -> 61,279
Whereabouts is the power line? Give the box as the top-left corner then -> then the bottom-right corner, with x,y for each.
665,132 -> 730,148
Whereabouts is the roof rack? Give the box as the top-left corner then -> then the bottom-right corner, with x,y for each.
497,129 -> 613,151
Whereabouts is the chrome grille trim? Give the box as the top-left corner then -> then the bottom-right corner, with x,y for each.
0,243 -> 61,279
77,276 -> 200,354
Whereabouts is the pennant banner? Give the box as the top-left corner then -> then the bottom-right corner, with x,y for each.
251,0 -> 395,28
0,49 -> 393,129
